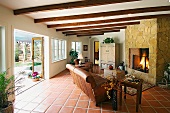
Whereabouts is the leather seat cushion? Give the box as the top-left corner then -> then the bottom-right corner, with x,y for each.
91,73 -> 108,86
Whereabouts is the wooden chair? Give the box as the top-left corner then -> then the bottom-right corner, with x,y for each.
74,59 -> 93,72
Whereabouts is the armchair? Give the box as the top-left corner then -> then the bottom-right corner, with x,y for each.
74,59 -> 93,72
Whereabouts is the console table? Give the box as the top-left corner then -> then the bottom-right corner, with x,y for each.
122,79 -> 143,112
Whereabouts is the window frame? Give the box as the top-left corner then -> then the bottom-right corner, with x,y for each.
71,41 -> 82,53
52,38 -> 66,63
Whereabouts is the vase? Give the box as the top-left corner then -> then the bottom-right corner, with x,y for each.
1,102 -> 14,113
32,78 -> 40,82
109,65 -> 113,70
112,89 -> 117,111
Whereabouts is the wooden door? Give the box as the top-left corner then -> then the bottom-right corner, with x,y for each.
94,41 -> 99,64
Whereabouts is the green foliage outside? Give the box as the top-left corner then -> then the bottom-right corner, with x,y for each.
15,62 -> 41,67
15,43 -> 19,62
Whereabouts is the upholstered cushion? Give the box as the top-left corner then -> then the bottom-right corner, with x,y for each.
91,73 -> 108,86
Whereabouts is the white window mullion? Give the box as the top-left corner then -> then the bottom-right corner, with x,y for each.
52,39 -> 66,62
56,39 -> 59,60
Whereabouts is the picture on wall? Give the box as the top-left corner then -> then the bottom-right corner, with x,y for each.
83,45 -> 88,51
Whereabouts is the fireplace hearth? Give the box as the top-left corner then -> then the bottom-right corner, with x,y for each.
129,48 -> 149,73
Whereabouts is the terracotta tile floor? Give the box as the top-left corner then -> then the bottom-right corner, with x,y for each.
14,69 -> 170,113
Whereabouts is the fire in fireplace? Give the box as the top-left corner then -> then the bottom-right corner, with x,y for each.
129,48 -> 149,73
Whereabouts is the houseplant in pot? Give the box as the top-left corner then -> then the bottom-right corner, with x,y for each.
103,38 -> 114,43
69,49 -> 78,64
0,70 -> 23,113
28,72 -> 41,82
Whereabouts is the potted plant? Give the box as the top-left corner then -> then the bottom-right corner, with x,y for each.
158,63 -> 170,89
28,72 -> 41,82
69,49 -> 78,64
0,70 -> 24,113
103,38 -> 114,43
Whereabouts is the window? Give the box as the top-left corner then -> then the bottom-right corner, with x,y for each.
52,39 -> 66,62
0,26 -> 6,72
71,41 -> 82,53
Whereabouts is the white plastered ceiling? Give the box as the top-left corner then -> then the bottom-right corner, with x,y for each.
0,0 -> 170,27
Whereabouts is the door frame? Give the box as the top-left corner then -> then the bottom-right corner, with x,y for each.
32,37 -> 44,78
94,41 -> 99,65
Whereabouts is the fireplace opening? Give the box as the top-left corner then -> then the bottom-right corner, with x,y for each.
129,48 -> 149,73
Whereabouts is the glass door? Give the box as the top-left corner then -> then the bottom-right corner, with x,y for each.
32,37 -> 44,78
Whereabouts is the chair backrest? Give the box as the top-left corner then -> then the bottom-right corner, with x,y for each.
74,59 -> 80,65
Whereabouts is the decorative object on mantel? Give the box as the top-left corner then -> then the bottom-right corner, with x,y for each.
109,65 -> 113,70
157,63 -> 170,89
103,37 -> 114,43
118,61 -> 125,70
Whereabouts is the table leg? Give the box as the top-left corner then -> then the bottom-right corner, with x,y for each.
136,89 -> 140,112
139,84 -> 142,104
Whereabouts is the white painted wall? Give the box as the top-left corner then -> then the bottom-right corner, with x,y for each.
0,4 -> 125,79
0,5 -> 68,78
66,35 -> 90,63
91,29 -> 125,65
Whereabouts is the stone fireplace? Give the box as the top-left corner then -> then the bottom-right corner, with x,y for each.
125,17 -> 170,85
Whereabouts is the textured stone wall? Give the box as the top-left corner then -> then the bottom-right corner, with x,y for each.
125,19 -> 157,84
126,17 -> 170,84
157,17 -> 170,82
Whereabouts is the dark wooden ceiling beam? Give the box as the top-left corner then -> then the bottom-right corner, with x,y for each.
63,26 -> 126,34
62,26 -> 126,34
66,32 -> 104,36
48,13 -> 170,28
102,29 -> 120,32
65,29 -> 120,35
77,33 -> 104,37
66,32 -> 103,36
35,5 -> 170,23
66,31 -> 103,35
13,0 -> 141,15
56,21 -> 139,31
